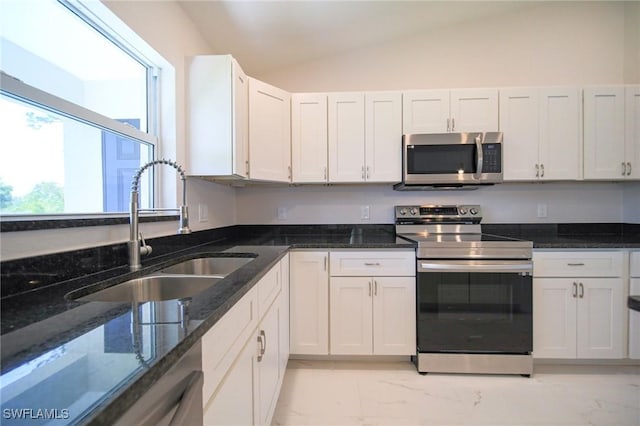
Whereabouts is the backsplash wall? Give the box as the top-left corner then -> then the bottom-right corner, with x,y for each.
235,182 -> 627,225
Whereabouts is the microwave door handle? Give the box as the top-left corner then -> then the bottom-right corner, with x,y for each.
474,134 -> 483,179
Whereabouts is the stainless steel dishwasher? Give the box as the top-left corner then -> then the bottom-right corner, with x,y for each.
113,340 -> 203,426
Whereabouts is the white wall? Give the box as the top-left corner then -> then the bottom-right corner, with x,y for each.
235,182 -> 625,225
623,182 -> 640,223
259,2 -> 631,91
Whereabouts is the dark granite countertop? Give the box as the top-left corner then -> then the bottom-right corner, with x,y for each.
483,223 -> 640,249
629,296 -> 640,312
0,224 -> 412,425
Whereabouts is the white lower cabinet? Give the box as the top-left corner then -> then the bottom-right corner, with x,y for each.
630,252 -> 640,360
289,251 -> 329,355
533,251 -> 625,359
330,276 -> 416,355
329,251 -> 416,356
202,256 -> 289,426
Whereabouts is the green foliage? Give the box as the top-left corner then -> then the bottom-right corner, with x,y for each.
0,179 -> 13,209
0,181 -> 64,214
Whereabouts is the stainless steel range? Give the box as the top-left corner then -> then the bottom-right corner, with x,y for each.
395,205 -> 534,376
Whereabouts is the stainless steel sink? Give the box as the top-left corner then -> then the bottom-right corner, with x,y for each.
77,275 -> 222,302
158,256 -> 254,277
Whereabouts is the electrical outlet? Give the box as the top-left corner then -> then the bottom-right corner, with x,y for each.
277,207 -> 287,220
198,204 -> 208,223
537,203 -> 548,218
361,205 -> 370,220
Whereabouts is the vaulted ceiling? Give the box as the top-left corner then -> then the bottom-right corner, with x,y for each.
178,1 -> 537,76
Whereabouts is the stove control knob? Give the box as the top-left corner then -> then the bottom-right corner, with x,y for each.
470,208 -> 479,215
458,208 -> 468,215
399,208 -> 407,216
409,208 -> 417,215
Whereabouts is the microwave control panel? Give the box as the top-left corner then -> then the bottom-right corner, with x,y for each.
482,144 -> 502,173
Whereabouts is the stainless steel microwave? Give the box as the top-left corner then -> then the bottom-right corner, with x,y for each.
398,132 -> 503,189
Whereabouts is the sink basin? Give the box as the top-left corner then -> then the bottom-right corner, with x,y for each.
76,275 -> 222,303
158,255 -> 254,277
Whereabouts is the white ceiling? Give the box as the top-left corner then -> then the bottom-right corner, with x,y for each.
178,0 -> 537,76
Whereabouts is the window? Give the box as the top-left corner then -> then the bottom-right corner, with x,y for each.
0,0 -> 159,216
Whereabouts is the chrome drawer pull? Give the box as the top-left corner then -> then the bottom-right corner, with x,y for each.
567,262 -> 585,266
364,262 -> 381,266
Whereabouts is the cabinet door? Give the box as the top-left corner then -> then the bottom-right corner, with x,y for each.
249,78 -> 291,182
576,278 -> 624,359
330,277 -> 373,355
630,277 -> 640,360
533,278 -> 577,358
450,89 -> 499,132
289,251 -> 329,355
372,277 -> 416,355
291,93 -> 328,182
203,336 -> 256,426
402,90 -> 450,134
188,55 -> 248,178
626,85 -> 640,179
233,59 -> 249,178
256,301 -> 281,426
538,88 -> 581,180
583,86 -> 626,179
499,88 -> 540,180
365,92 -> 402,182
278,254 -> 290,373
328,93 -> 365,182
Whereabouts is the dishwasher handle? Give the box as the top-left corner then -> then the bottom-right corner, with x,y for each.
169,370 -> 204,426
418,260 -> 533,274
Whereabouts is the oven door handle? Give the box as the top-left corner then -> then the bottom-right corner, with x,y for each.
418,260 -> 533,274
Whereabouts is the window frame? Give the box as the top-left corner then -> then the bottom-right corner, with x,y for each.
0,0 -> 166,223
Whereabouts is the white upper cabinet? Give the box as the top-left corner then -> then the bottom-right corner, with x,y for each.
291,93 -> 328,183
328,92 -> 402,183
188,55 -> 249,178
249,78 -> 291,182
583,86 -> 626,180
365,92 -> 402,182
500,87 -> 581,181
328,92 -> 366,182
625,85 -> 640,179
403,89 -> 498,134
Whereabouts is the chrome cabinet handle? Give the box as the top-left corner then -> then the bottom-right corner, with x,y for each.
288,165 -> 292,180
535,164 -> 540,178
451,117 -> 455,132
366,166 -> 370,180
364,262 -> 381,266
579,282 -> 584,299
572,282 -> 578,298
246,160 -> 250,177
361,166 -> 365,180
324,256 -> 327,271
540,164 -> 545,178
257,330 -> 266,362
567,262 -> 585,266
446,118 -> 451,132
368,281 -> 372,297
374,280 -> 378,296
622,162 -> 627,176
628,162 -> 632,176
324,166 -> 327,180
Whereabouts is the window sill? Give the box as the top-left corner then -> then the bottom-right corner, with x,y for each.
0,214 -> 179,233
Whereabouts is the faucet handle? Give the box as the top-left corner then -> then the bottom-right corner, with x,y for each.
139,232 -> 153,256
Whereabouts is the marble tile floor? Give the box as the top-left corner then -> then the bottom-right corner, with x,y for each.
272,360 -> 640,426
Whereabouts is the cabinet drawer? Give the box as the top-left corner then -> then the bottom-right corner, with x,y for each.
631,252 -> 640,278
330,251 -> 415,276
533,251 -> 624,277
202,286 -> 258,405
258,263 -> 281,318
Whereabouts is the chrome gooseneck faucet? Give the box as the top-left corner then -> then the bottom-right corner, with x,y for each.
129,159 -> 191,271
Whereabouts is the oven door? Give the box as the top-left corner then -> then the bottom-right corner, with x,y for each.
417,260 -> 533,354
